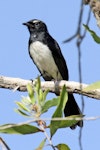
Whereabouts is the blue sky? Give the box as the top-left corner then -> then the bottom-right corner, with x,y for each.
0,0 -> 100,150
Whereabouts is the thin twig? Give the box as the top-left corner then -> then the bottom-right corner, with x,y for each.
76,2 -> 91,150
63,0 -> 91,149
0,137 -> 11,150
1,116 -> 100,130
39,125 -> 56,150
82,7 -> 91,39
76,1 -> 85,149
78,7 -> 91,150
63,34 -> 77,43
63,0 -> 84,43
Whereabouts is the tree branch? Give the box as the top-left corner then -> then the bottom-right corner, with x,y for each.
0,75 -> 100,100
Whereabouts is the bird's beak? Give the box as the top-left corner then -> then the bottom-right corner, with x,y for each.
23,22 -> 29,26
23,22 -> 33,28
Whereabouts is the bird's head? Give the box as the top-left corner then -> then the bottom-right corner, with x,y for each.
23,19 -> 48,33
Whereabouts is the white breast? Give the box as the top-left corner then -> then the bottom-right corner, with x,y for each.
29,41 -> 62,80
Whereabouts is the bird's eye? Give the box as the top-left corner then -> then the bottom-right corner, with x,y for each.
35,22 -> 40,26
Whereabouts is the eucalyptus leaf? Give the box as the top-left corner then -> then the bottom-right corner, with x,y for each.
83,81 -> 100,91
83,24 -> 100,44
35,138 -> 46,150
56,115 -> 83,129
36,76 -> 41,95
0,123 -> 40,134
43,89 -> 49,102
15,109 -> 30,117
16,102 -> 30,112
27,84 -> 35,104
38,88 -> 43,104
41,98 -> 59,114
50,85 -> 68,137
55,143 -> 70,150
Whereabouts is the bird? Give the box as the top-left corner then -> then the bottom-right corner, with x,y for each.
23,19 -> 83,129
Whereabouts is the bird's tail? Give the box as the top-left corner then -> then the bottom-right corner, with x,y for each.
64,93 -> 83,129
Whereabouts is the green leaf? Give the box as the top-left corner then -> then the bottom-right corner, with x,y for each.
35,77 -> 45,106
83,24 -> 100,44
38,88 -> 43,104
16,102 -> 30,112
27,84 -> 35,104
41,98 -> 59,114
21,96 -> 32,105
56,115 -> 83,129
43,89 -> 49,102
38,89 -> 49,107
15,109 -> 30,117
0,124 -> 41,134
55,144 -> 70,150
35,138 -> 46,150
50,85 -> 68,137
83,81 -> 100,91
36,76 -> 41,95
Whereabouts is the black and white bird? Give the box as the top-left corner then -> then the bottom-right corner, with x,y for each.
23,19 -> 83,129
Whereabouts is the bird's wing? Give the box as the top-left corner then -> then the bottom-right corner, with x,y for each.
46,34 -> 69,80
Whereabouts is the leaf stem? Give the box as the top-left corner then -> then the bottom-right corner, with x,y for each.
39,125 -> 56,150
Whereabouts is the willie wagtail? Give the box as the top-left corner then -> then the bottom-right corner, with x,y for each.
23,19 -> 83,129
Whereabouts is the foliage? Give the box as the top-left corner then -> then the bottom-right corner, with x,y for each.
83,24 -> 100,43
0,77 -> 82,150
83,81 -> 100,91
